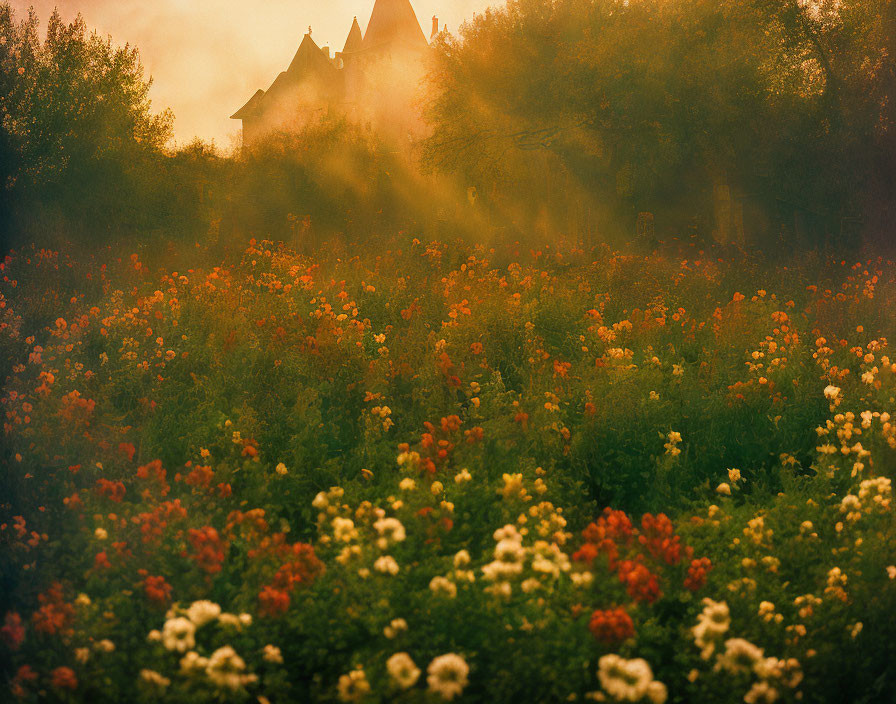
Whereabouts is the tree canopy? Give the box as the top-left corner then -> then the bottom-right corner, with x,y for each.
423,0 -> 896,245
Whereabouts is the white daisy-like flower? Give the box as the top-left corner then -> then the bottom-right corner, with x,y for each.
206,646 -> 256,691
180,650 -> 209,673
162,617 -> 196,653
337,667 -> 370,702
263,644 -> 284,664
597,654 -> 654,701
139,669 -> 171,691
427,653 -> 470,700
374,555 -> 400,575
387,652 -> 421,689
429,576 -> 457,598
186,600 -> 221,627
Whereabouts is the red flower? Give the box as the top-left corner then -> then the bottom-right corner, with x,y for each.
616,559 -> 661,603
187,526 -> 227,575
11,665 -> 37,699
589,607 -> 635,643
1,612 -> 25,650
32,583 -> 74,635
95,478 -> 126,503
51,666 -> 78,691
143,575 -> 173,606
118,442 -> 136,461
259,586 -> 290,617
684,557 -> 713,592
639,513 -> 684,565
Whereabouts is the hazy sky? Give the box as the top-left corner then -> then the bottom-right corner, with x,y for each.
11,1 -> 499,146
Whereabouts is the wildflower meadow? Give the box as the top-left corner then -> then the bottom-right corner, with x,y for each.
1,236 -> 895,703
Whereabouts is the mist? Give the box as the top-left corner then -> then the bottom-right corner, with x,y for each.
9,0 -> 499,145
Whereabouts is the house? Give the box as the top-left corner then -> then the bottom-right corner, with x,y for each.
231,0 -> 439,147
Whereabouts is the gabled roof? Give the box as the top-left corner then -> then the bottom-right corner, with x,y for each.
231,89 -> 265,119
362,0 -> 428,51
343,17 -> 364,54
287,32 -> 340,77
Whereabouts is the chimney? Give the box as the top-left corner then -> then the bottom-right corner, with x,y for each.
431,16 -> 439,39
322,46 -> 330,59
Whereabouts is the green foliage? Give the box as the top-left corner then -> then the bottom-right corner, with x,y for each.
424,0 -> 896,245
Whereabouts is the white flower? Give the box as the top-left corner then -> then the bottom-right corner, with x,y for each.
744,681 -> 779,704
95,639 -> 115,653
139,669 -> 171,691
374,518 -> 406,547
716,483 -> 732,496
715,638 -> 764,674
597,654 -> 655,701
162,617 -> 196,652
646,680 -> 668,704
429,576 -> 457,598
384,617 -> 408,638
180,650 -> 209,673
338,667 -> 370,702
692,598 -> 730,658
312,491 -> 329,509
454,469 -> 472,484
453,550 -> 471,568
238,613 -> 253,626
387,652 -> 421,689
75,647 -> 90,664
427,653 -> 470,700
186,600 -> 221,627
374,555 -> 400,575
206,646 -> 255,691
218,613 -> 243,628
333,517 -> 357,542
147,629 -> 162,642
399,477 -> 417,491
94,527 -> 108,540
823,385 -> 841,401
263,644 -> 284,664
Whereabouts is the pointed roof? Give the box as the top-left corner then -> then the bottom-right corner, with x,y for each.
231,89 -> 265,119
362,0 -> 428,51
287,32 -> 339,77
343,17 -> 364,54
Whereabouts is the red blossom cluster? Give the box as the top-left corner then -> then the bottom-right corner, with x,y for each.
31,583 -> 73,636
136,500 -> 187,543
136,459 -> 170,496
186,526 -> 228,575
223,511 -> 324,618
58,390 -> 95,422
684,557 -> 713,591
639,513 -> 687,565
140,572 -> 173,606
588,606 -> 635,643
616,559 -> 662,603
184,463 -> 214,488
95,478 -> 126,503
51,666 -> 78,691
10,665 -> 37,699
574,508 -> 710,605
1,612 -> 25,650
403,415 -> 464,474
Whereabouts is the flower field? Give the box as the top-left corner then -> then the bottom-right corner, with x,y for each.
1,237 -> 895,703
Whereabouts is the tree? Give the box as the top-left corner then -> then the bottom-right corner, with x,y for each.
423,0 -> 896,246
0,4 -> 172,248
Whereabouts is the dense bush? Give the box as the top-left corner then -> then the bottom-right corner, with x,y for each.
1,237 -> 895,702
